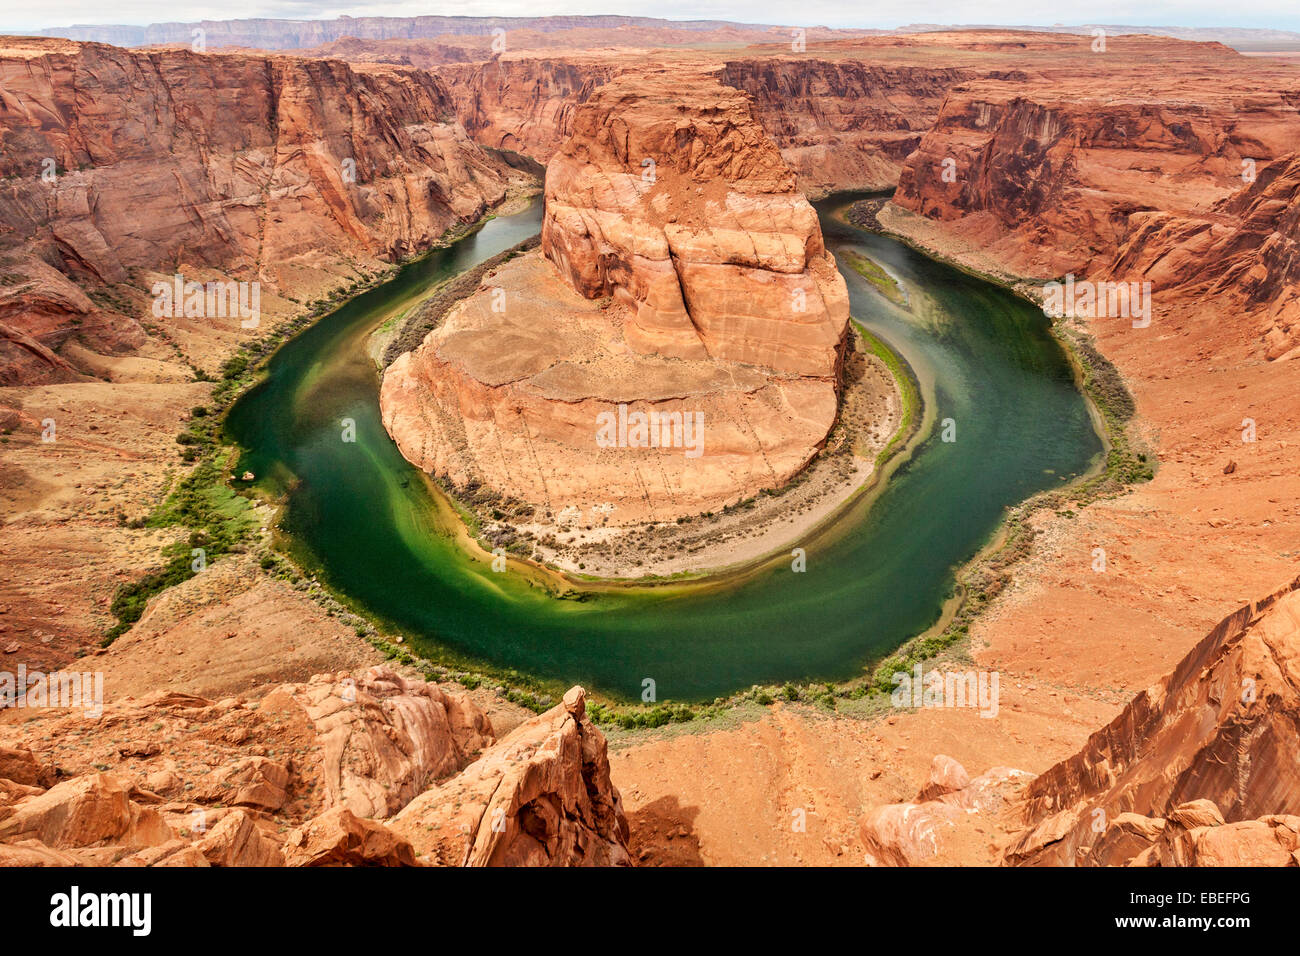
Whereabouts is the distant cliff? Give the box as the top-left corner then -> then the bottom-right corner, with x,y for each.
0,38 -> 511,384
38,14 -> 809,49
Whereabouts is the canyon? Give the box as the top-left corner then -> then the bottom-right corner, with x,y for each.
0,37 -> 522,385
1,23 -> 1299,866
433,51 -> 967,196
39,15 -> 868,51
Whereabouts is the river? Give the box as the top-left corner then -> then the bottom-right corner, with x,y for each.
225,194 -> 1102,701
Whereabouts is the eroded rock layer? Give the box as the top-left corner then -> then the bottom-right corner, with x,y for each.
0,668 -> 628,867
382,72 -> 851,525
887,35 -> 1300,357
717,58 -> 969,196
541,72 -> 849,374
0,38 -> 512,384
389,687 -> 630,866
433,53 -> 966,196
436,56 -> 622,164
1004,575 -> 1300,866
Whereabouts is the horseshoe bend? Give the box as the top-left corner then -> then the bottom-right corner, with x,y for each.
2,10 -> 1300,886
380,72 -> 859,538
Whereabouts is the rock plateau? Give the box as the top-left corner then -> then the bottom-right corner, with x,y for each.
381,71 -> 851,525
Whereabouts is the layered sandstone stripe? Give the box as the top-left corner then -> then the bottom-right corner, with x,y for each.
381,72 -> 852,525
541,71 -> 850,376
0,37 -> 512,384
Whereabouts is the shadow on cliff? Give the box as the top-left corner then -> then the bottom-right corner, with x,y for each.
626,796 -> 705,867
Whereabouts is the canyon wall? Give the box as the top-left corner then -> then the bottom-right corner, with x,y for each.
0,38 -> 513,384
1004,575 -> 1300,866
389,686 -> 630,866
1108,151 -> 1300,360
381,71 -> 852,525
436,57 -> 622,164
431,53 -> 969,195
717,58 -> 970,195
894,83 -> 1300,277
888,41 -> 1300,356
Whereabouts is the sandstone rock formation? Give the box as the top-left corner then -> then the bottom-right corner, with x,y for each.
0,38 -> 513,384
541,72 -> 849,374
892,43 -> 1298,271
845,574 -> 1300,869
261,667 -> 494,818
0,669 -> 627,866
390,687 -> 630,866
190,809 -> 286,867
1109,152 -> 1300,360
0,772 -> 172,852
860,756 -> 1031,866
283,807 -> 418,867
382,71 -> 851,524
1059,799 -> 1300,867
436,56 -> 621,164
1005,574 -> 1300,866
887,36 -> 1300,358
434,52 -> 967,200
718,59 -> 968,195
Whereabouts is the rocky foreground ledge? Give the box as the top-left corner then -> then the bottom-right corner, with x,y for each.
857,574 -> 1300,867
0,668 -> 628,866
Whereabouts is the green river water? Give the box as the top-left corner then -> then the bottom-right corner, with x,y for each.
225,194 -> 1103,701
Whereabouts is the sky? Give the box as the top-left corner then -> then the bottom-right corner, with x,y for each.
5,1 -> 1300,36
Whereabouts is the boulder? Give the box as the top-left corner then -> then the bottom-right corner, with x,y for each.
196,757 -> 291,812
195,810 -> 285,867
283,807 -> 418,867
261,666 -> 494,819
0,773 -> 171,850
0,746 -> 54,789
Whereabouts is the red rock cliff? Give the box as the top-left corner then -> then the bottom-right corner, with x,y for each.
1004,575 -> 1300,866
888,38 -> 1300,356
0,38 -> 512,384
436,56 -> 621,164
717,58 -> 969,195
541,71 -> 849,377
434,53 -> 967,197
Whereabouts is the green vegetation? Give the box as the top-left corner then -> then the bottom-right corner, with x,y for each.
105,334 -> 275,644
856,323 -> 920,469
100,255 -> 406,644
842,249 -> 907,307
105,455 -> 260,644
